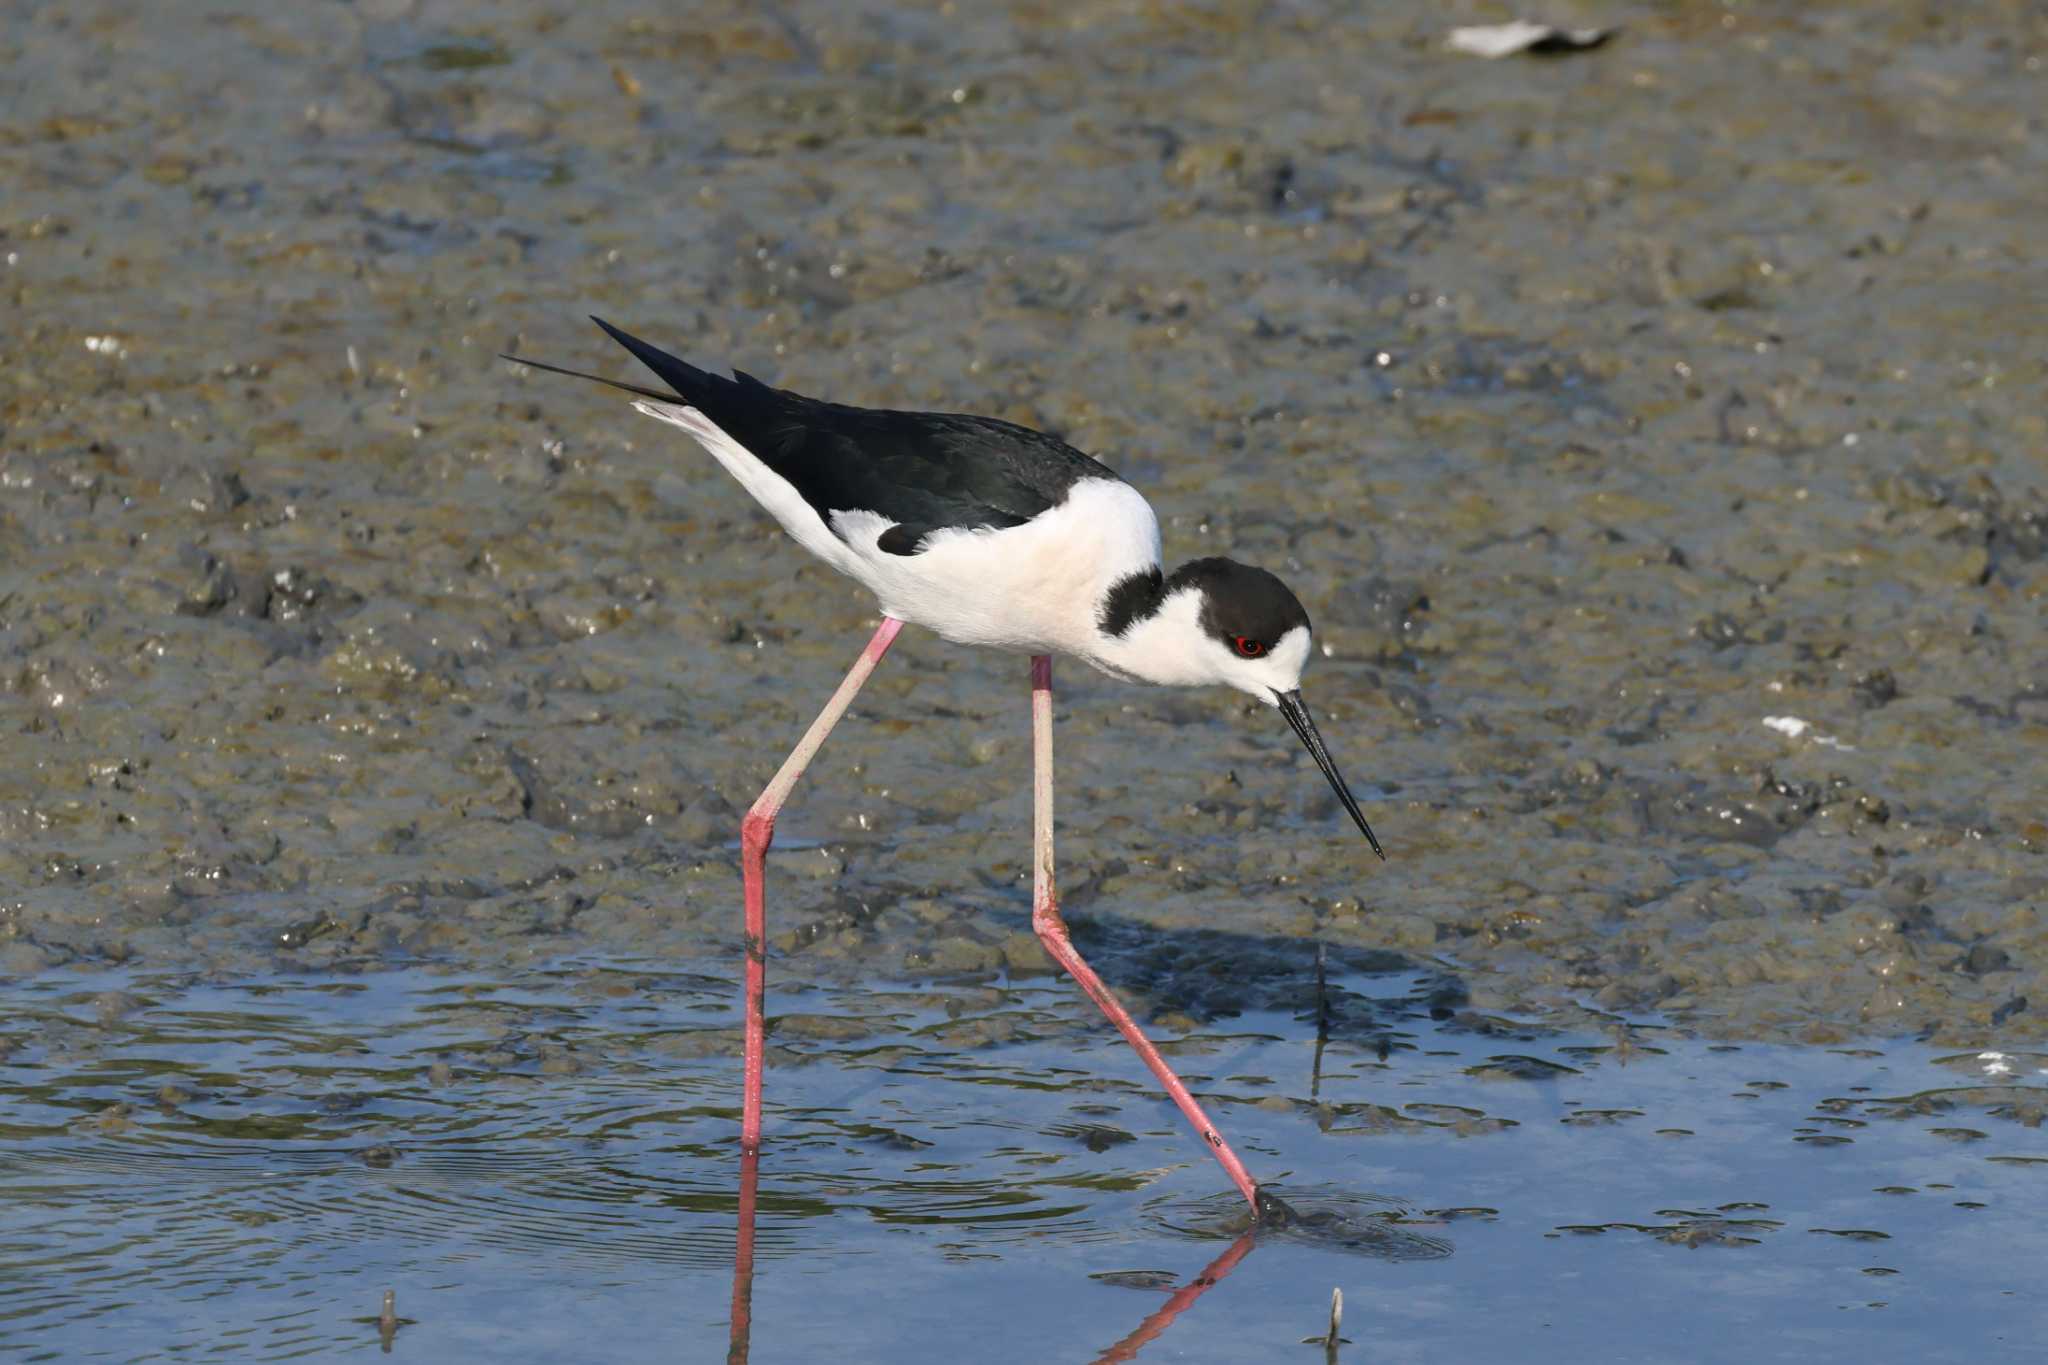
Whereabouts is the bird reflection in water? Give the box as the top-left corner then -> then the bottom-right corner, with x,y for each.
1087,1227 -> 1261,1364
725,1165 -> 1293,1363
727,1146 -> 760,1365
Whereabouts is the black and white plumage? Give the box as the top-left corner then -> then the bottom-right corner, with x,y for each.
505,318 -> 1382,855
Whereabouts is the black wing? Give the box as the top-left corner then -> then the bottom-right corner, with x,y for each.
588,317 -> 1118,554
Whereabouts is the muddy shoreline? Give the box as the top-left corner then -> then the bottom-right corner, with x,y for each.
4,1 -> 2045,1046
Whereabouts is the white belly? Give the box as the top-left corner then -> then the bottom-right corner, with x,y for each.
831,479 -> 1162,654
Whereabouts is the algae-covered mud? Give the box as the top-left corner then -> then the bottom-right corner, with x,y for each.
2,0 -> 2044,1358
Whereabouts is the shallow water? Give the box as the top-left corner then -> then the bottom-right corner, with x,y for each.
4,963 -> 2043,1361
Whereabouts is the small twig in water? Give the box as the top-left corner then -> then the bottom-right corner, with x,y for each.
1300,1286 -> 1350,1358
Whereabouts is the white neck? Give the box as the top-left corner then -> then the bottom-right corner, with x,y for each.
1084,594 -> 1312,701
1085,588 -> 1215,686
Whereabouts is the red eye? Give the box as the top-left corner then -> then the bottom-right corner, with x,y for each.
1232,636 -> 1266,659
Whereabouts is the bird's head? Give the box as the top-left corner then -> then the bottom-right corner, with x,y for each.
1108,557 -> 1385,859
1165,556 -> 1317,698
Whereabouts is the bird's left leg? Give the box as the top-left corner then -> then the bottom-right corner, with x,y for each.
738,615 -> 904,1153
1027,654 -> 1261,1208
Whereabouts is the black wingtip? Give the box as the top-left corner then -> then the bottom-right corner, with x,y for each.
588,315 -> 658,363
582,317 -> 728,406
589,315 -> 641,350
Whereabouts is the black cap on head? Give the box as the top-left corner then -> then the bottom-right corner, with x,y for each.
1167,557 -> 1312,652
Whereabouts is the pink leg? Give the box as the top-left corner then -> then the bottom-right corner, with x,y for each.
1030,654 -> 1260,1208
739,616 -> 904,1152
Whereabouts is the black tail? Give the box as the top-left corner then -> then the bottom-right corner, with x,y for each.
501,317 -> 766,410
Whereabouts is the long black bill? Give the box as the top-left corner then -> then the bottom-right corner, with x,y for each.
1277,690 -> 1385,860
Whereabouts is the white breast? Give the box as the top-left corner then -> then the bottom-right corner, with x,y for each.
833,478 -> 1161,654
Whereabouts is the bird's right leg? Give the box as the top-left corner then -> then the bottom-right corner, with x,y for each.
737,615 -> 904,1152
1028,654 -> 1261,1208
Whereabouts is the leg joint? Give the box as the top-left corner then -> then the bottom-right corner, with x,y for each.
741,809 -> 775,859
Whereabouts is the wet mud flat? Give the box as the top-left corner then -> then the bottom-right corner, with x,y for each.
3,964 -> 2043,1361
2,0 -> 2045,1358
4,0 -> 2044,1037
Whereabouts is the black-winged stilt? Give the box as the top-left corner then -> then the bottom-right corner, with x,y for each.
504,319 -> 1384,1208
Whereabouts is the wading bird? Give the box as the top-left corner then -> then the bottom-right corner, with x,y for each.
504,320 -> 1384,1207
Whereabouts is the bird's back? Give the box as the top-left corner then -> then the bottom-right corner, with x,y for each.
594,319 -> 1114,546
